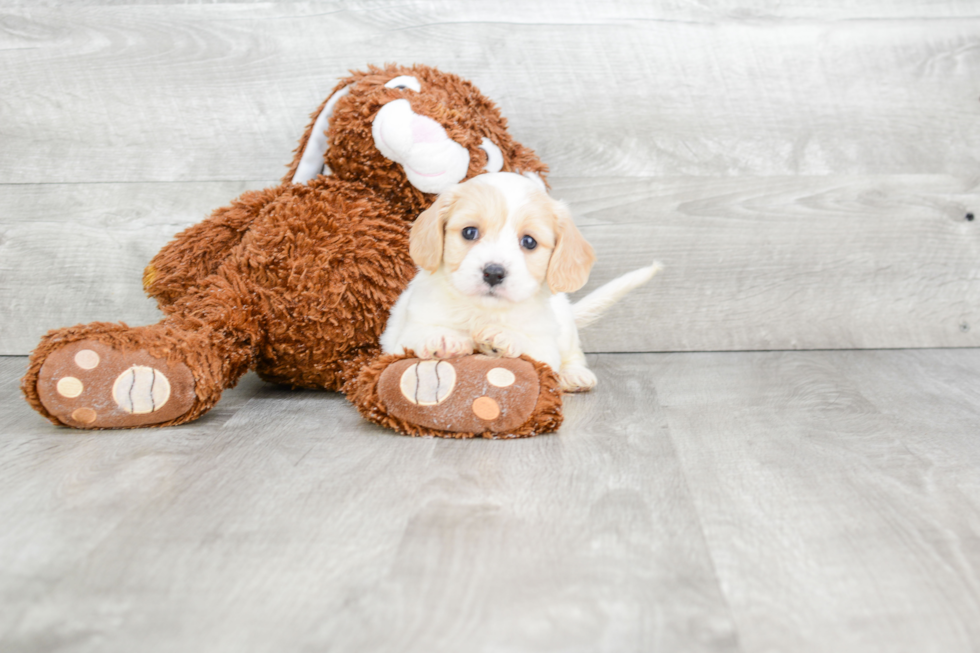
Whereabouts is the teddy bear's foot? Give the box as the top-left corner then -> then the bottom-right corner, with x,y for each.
349,353 -> 563,439
34,339 -> 197,429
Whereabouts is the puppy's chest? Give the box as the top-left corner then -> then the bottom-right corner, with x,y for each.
444,301 -> 558,336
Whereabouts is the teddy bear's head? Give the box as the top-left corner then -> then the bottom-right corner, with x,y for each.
285,64 -> 549,215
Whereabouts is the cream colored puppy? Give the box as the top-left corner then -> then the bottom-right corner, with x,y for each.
380,172 -> 659,392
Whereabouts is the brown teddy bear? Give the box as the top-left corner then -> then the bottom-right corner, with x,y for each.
22,63 -> 563,438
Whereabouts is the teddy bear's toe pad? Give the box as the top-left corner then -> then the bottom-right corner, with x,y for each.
378,355 -> 539,435
36,340 -> 196,429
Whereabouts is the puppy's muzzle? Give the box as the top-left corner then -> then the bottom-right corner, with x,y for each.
482,263 -> 506,288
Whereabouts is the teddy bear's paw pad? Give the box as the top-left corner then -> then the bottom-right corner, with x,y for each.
378,355 -> 539,435
36,340 -> 196,429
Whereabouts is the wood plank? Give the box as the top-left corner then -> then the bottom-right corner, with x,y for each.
643,348 -> 980,653
840,349 -> 980,453
5,0 -> 979,16
563,174 -> 980,352
0,180 -> 272,355
0,3 -> 978,183
4,349 -> 980,651
0,365 -> 268,641
2,175 -> 977,355
0,355 -> 737,653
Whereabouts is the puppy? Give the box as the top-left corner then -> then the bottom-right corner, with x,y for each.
380,172 -> 659,392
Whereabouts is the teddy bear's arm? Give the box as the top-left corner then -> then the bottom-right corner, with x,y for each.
143,185 -> 283,308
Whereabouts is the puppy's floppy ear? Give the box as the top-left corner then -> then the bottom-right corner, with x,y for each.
410,188 -> 457,272
547,200 -> 596,293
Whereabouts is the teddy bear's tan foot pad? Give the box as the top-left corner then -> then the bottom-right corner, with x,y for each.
378,355 -> 539,435
36,340 -> 196,429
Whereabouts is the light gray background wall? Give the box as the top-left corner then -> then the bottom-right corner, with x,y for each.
2,1 -> 978,354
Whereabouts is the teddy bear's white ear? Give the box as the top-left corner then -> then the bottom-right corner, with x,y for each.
291,84 -> 352,185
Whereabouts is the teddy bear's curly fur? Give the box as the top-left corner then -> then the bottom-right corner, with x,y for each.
22,64 -> 562,435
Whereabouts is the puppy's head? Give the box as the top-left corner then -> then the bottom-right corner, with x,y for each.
410,172 -> 595,304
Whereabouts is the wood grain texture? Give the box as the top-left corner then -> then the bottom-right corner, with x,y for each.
0,355 -> 738,653
0,2 -> 978,183
2,175 -> 977,354
0,366 -> 270,648
0,181 -> 271,355
3,1 -> 979,353
6,0 -> 980,15
642,348 -> 980,653
563,174 -> 980,352
3,349 -> 980,652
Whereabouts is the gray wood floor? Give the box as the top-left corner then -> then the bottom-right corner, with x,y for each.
2,350 -> 979,653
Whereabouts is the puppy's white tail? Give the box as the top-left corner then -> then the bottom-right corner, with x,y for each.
573,262 -> 663,329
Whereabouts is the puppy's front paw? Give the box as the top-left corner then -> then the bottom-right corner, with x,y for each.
559,365 -> 597,393
473,327 -> 523,358
419,333 -> 475,360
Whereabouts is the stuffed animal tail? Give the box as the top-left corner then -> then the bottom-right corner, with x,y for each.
572,262 -> 662,329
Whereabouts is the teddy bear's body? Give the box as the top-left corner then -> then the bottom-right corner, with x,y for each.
23,64 -> 560,435
145,177 -> 416,391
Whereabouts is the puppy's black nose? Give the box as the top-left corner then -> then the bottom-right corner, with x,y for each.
482,263 -> 506,287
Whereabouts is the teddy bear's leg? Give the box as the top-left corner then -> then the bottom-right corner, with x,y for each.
347,353 -> 564,439
23,271 -> 262,430
25,324 -> 197,429
143,186 -> 281,308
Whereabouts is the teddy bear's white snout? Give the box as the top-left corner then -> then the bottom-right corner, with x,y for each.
372,99 -> 471,194
410,114 -> 446,144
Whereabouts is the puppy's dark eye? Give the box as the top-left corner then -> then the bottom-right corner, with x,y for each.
462,227 -> 479,241
521,235 -> 538,250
